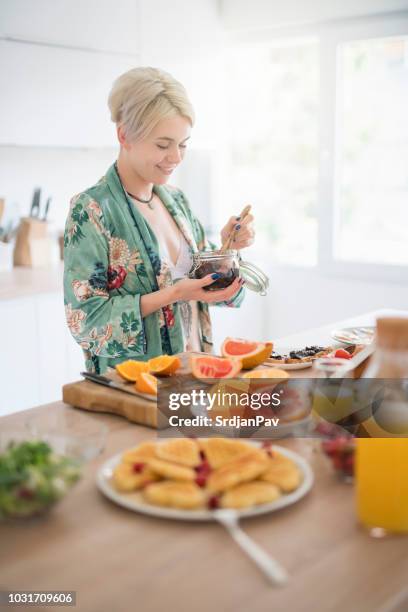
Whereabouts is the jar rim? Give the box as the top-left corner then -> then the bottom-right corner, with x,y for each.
193,249 -> 238,260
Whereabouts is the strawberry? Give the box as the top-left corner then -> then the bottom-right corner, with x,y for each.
334,348 -> 352,360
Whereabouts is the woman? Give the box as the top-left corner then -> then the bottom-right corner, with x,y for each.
64,67 -> 255,374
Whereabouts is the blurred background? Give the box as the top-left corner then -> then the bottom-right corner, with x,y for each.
1,0 -> 407,414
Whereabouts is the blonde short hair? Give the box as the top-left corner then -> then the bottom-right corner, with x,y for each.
108,66 -> 195,141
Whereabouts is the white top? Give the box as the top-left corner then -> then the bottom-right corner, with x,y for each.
160,235 -> 202,353
129,196 -> 201,352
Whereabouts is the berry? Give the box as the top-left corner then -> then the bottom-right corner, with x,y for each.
334,349 -> 352,360
342,454 -> 354,475
198,460 -> 211,472
195,474 -> 207,488
208,495 -> 220,510
132,462 -> 145,473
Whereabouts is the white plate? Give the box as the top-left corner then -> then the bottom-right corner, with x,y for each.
263,360 -> 313,371
96,443 -> 314,522
331,326 -> 375,346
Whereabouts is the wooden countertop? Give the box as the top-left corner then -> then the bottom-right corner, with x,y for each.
1,311 -> 408,612
0,263 -> 63,301
1,404 -> 408,612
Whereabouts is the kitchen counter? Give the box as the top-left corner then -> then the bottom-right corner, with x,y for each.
1,310 -> 408,612
0,263 -> 64,301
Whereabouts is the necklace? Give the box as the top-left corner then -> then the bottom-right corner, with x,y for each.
126,189 -> 155,209
114,162 -> 155,209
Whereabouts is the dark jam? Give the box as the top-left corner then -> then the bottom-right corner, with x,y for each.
192,259 -> 239,291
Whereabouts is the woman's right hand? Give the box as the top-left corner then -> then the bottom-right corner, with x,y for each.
172,274 -> 244,303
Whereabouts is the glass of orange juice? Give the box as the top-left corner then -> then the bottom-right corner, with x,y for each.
356,438 -> 408,535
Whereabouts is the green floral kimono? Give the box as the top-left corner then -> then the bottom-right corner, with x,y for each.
63,163 -> 245,374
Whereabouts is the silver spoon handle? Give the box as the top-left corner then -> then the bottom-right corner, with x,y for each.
226,523 -> 288,586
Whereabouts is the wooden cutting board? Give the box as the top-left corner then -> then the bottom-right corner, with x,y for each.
62,348 -> 373,429
62,352 -> 205,429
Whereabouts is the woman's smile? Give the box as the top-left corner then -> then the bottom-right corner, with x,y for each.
156,165 -> 177,175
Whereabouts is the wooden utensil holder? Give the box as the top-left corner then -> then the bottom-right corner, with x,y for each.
13,217 -> 52,267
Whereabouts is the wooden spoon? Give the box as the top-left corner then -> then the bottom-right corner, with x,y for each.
220,204 -> 252,252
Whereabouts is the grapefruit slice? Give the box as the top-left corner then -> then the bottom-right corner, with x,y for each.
221,338 -> 274,369
116,359 -> 149,382
190,355 -> 242,381
148,355 -> 181,376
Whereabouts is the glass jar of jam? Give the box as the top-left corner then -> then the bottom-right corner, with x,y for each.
189,249 -> 269,295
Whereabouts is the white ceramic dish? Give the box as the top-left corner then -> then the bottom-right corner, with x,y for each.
331,326 -> 375,346
96,443 -> 314,522
264,360 -> 313,371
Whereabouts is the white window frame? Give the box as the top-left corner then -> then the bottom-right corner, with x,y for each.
225,11 -> 408,284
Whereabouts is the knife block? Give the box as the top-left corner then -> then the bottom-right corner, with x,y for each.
13,217 -> 52,267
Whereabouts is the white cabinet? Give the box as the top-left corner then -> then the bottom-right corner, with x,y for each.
0,292 -> 84,416
0,40 -> 138,147
36,293 -> 83,405
0,297 -> 40,416
0,0 -> 140,55
0,0 -> 223,148
65,323 -> 86,383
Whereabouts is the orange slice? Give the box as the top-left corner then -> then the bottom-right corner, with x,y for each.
136,372 -> 158,395
241,368 -> 289,391
116,360 -> 149,382
242,368 -> 289,379
148,355 -> 181,376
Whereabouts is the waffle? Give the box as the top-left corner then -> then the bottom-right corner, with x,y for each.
143,481 -> 205,510
148,458 -> 196,482
206,450 -> 268,493
199,437 -> 254,469
156,438 -> 201,467
221,481 -> 281,509
112,462 -> 160,492
122,441 -> 158,464
112,439 -> 303,511
260,451 -> 302,492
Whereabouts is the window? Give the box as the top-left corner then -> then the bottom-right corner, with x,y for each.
224,40 -> 319,265
335,35 -> 408,266
223,15 -> 408,279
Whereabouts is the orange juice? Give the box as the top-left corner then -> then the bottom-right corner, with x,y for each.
356,439 -> 408,533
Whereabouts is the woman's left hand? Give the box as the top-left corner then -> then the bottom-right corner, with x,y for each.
220,212 -> 255,250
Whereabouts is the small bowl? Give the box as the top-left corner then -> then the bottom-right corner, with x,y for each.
24,409 -> 108,462
0,410 -> 107,520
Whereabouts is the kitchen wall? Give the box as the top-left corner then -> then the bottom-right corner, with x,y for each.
0,145 -> 215,233
0,146 -> 117,231
220,0 -> 408,30
0,0 -> 222,231
210,263 -> 408,352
